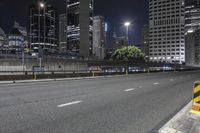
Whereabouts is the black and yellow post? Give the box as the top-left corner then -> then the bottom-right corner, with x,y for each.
191,81 -> 200,115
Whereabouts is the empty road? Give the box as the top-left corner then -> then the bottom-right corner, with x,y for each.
0,71 -> 199,133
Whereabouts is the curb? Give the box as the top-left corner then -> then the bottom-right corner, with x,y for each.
0,74 -> 127,85
158,102 -> 200,133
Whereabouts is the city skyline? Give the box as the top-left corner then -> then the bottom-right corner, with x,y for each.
0,0 -> 148,46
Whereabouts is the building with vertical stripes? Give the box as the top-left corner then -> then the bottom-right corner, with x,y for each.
66,0 -> 93,58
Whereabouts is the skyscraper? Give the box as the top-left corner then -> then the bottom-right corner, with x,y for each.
149,0 -> 185,64
112,31 -> 128,51
93,16 -> 106,60
185,0 -> 200,66
185,0 -> 200,33
141,25 -> 149,57
8,28 -> 24,54
14,21 -> 28,49
59,14 -> 67,53
66,0 -> 93,58
0,27 -> 6,48
29,2 -> 57,56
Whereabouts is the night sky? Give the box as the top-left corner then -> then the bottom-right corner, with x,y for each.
0,0 -> 149,47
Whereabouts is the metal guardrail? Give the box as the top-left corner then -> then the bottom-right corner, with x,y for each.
0,67 -> 198,76
0,69 -> 197,81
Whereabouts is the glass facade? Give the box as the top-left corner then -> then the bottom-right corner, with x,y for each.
29,3 -> 57,55
185,0 -> 200,33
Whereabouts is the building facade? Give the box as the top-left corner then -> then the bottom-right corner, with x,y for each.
0,27 -> 7,49
194,29 -> 200,65
14,21 -> 28,50
112,32 -> 128,51
141,25 -> 149,57
92,16 -> 106,60
59,14 -> 67,53
66,0 -> 93,58
29,2 -> 57,56
8,28 -> 24,54
149,0 -> 185,64
185,0 -> 200,66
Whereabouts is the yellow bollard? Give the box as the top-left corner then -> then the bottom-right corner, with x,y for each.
34,73 -> 37,80
191,81 -> 200,115
92,71 -> 95,77
126,70 -> 128,76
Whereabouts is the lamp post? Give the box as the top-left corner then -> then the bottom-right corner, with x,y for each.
38,2 -> 45,72
124,22 -> 130,42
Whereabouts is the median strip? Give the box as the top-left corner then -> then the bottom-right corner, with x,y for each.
57,101 -> 83,108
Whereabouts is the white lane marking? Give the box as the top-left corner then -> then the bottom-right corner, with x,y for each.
154,82 -> 159,85
57,101 -> 83,108
124,88 -> 135,92
170,79 -> 174,81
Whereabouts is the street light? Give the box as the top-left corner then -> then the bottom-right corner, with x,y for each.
124,22 -> 131,42
38,2 -> 45,72
40,3 -> 45,8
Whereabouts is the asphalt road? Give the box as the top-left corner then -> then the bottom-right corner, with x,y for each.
0,71 -> 199,133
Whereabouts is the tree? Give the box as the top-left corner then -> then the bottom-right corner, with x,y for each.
111,46 -> 146,62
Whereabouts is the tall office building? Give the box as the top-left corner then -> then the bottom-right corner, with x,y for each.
66,0 -> 93,58
8,28 -> 24,54
149,0 -> 185,64
14,21 -> 28,49
29,2 -> 57,56
141,25 -> 149,56
93,16 -> 106,60
112,32 -> 128,51
185,0 -> 200,33
59,14 -> 67,53
185,0 -> 200,66
0,27 -> 7,48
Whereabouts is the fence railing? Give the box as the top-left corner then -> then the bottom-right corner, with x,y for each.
0,67 -> 198,81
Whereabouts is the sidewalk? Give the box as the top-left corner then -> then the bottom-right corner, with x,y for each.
159,102 -> 200,133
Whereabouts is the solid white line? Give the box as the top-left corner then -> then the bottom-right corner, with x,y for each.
154,82 -> 159,85
57,101 -> 83,108
124,88 -> 135,92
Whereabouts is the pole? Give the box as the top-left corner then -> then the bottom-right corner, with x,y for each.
43,5 -> 46,53
126,25 -> 129,42
39,57 -> 42,71
39,6 -> 41,52
22,46 -> 25,72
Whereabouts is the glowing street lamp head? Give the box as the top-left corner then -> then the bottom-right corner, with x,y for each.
39,2 -> 45,8
124,22 -> 130,27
